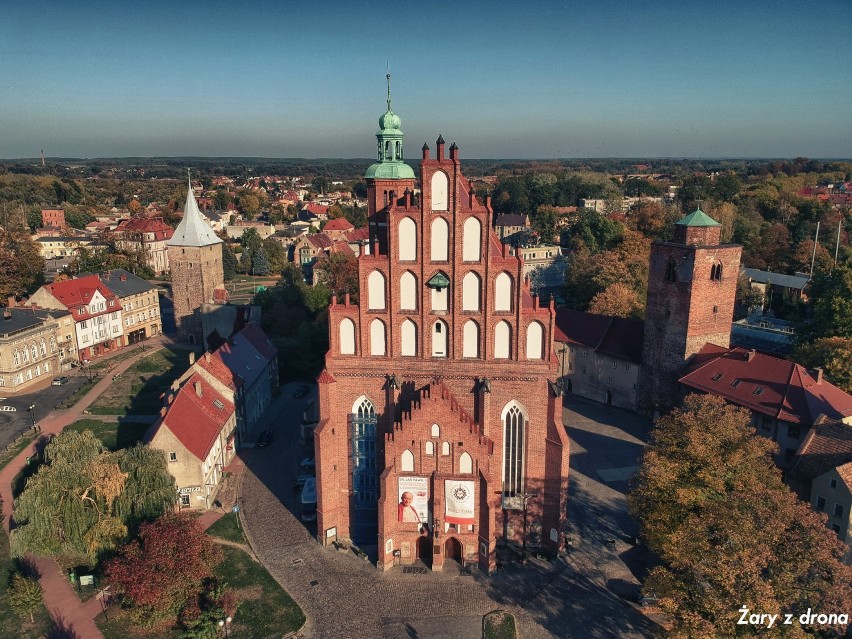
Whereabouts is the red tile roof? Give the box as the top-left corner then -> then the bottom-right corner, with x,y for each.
307,234 -> 334,250
838,461 -> 852,491
324,218 -> 354,232
238,322 -> 278,361
114,216 -> 174,240
196,350 -> 243,390
554,308 -> 644,364
305,203 -> 329,216
680,345 -> 852,425
40,275 -> 118,320
159,372 -> 235,460
344,227 -> 370,243
788,419 -> 852,486
317,369 -> 336,384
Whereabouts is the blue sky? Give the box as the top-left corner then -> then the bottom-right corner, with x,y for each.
1,0 -> 849,159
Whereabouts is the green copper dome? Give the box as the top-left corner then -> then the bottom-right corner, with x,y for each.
365,73 -> 415,181
676,207 -> 721,227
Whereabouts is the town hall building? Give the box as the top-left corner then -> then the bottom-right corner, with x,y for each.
314,78 -> 570,573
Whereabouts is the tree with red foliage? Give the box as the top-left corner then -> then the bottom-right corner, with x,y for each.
105,514 -> 222,624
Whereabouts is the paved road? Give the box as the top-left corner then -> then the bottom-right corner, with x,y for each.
240,388 -> 659,639
0,374 -> 90,451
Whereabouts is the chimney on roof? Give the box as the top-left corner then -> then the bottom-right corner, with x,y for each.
746,349 -> 756,362
815,367 -> 823,384
189,352 -> 196,365
120,274 -> 127,281
160,406 -> 167,417
6,297 -> 15,308
204,352 -> 211,363
194,381 -> 203,397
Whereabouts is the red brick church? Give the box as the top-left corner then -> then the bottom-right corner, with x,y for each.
314,77 -> 570,573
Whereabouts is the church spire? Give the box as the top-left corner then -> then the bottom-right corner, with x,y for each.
167,169 -> 222,247
365,74 -> 415,180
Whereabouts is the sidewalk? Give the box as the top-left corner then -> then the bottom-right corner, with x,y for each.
0,339 -> 168,639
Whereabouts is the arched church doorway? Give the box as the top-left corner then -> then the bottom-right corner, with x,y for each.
416,536 -> 432,567
444,537 -> 462,563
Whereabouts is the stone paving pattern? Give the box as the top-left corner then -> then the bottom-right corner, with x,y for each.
240,386 -> 659,638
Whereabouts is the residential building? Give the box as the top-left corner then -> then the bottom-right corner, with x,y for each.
113,217 -> 175,274
493,213 -> 529,242
0,307 -> 68,391
35,236 -> 94,260
28,275 -> 124,361
554,309 -> 643,410
315,83 -> 569,573
146,371 -> 237,510
179,323 -> 278,445
94,269 -> 162,344
323,217 -> 355,240
167,177 -> 226,345
740,267 -> 810,306
787,419 -> 852,564
679,346 -> 852,468
513,244 -> 565,287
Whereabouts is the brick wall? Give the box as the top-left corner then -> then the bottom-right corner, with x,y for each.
168,243 -> 224,344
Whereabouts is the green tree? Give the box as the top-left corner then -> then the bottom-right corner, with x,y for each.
252,248 -> 271,276
564,208 -> 623,253
262,237 -> 288,274
792,337 -> 852,394
8,573 -> 43,623
315,250 -> 359,298
0,229 -> 45,300
802,262 -> 852,341
531,206 -> 559,243
213,189 -> 231,211
11,431 -> 175,564
630,394 -> 852,638
221,242 -> 237,281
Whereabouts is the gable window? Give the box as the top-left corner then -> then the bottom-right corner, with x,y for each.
168,452 -> 177,462
816,496 -> 826,510
431,424 -> 440,438
833,504 -> 844,519
830,478 -> 838,490
787,425 -> 800,439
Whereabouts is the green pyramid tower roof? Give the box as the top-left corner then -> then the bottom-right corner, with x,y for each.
675,208 -> 721,227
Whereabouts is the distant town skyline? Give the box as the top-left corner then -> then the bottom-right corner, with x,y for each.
2,0 -> 850,160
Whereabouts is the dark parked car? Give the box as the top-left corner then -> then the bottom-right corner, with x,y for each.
51,376 -> 70,386
256,428 -> 273,447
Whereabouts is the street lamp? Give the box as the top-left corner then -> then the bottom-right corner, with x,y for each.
218,616 -> 232,636
27,404 -> 36,431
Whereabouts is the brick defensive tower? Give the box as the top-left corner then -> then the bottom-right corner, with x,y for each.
314,78 -> 570,573
638,208 -> 742,413
167,176 -> 225,345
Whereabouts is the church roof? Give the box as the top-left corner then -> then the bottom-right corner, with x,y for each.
167,177 -> 222,248
675,207 -> 720,227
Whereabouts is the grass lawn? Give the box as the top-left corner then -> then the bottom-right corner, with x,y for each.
96,545 -> 304,639
484,611 -> 517,639
88,348 -> 191,416
0,523 -> 51,639
0,434 -> 36,473
64,419 -> 150,452
217,545 -> 305,638
57,376 -> 100,409
205,512 -> 245,544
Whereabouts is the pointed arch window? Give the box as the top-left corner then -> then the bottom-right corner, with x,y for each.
370,319 -> 386,356
368,270 -> 386,310
459,452 -> 473,474
665,259 -> 678,282
432,320 -> 448,357
463,320 -> 480,358
462,217 -> 481,262
494,321 -> 511,359
502,403 -> 526,507
431,424 -> 440,438
401,449 -> 415,472
525,321 -> 544,360
711,262 -> 723,281
398,217 -> 417,261
431,172 -> 448,210
462,272 -> 481,312
441,441 -> 450,456
430,217 -> 449,261
495,272 -> 513,311
425,441 -> 434,456
400,271 -> 417,310
339,318 -> 356,355
400,319 -> 417,357
351,397 -> 378,505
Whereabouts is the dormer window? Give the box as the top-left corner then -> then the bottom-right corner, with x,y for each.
711,373 -> 723,381
731,379 -> 741,388
753,387 -> 764,396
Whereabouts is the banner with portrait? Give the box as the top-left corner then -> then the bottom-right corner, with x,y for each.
444,479 -> 475,525
397,476 -> 430,530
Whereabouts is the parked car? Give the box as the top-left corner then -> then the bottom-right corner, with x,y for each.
256,429 -> 273,448
51,376 -> 70,386
294,473 -> 314,490
300,456 -> 316,470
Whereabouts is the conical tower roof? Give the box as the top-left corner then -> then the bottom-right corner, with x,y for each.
167,174 -> 222,247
